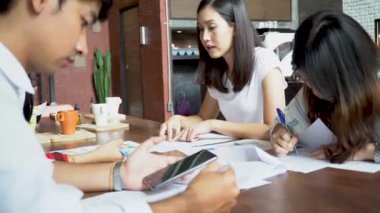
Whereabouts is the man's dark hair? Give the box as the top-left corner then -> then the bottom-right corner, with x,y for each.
1,0 -> 113,21
58,0 -> 113,22
0,0 -> 13,13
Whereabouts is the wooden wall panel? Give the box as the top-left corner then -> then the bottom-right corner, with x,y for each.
170,0 -> 291,21
139,0 -> 171,122
122,7 -> 144,118
247,0 -> 291,21
108,3 -> 122,99
119,0 -> 138,9
109,0 -> 172,122
298,0 -> 342,23
170,0 -> 200,19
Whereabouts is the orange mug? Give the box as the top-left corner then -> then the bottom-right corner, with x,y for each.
57,110 -> 79,135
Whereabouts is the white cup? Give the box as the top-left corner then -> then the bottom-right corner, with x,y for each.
106,97 -> 122,124
92,103 -> 109,126
172,49 -> 178,56
186,49 -> 193,55
178,50 -> 186,56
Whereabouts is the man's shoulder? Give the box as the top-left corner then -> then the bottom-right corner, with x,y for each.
0,76 -> 20,109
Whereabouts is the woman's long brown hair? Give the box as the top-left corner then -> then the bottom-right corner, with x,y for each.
195,0 -> 263,93
293,11 -> 380,163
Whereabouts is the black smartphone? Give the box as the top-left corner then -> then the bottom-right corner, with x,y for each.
143,149 -> 217,190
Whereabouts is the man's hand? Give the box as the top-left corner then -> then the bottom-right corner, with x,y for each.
182,163 -> 240,213
122,136 -> 182,190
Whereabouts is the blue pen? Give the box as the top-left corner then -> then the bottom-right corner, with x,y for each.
276,108 -> 299,155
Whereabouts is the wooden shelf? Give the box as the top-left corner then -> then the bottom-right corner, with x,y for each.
172,55 -> 199,60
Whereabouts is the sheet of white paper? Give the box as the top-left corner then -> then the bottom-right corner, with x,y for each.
152,141 -> 287,190
150,133 -> 235,152
150,137 -> 272,155
57,145 -> 99,155
197,133 -> 235,140
328,161 -> 380,173
150,141 -> 193,153
82,184 -> 187,208
281,154 -> 380,174
280,155 -> 329,173
234,139 -> 272,151
55,141 -> 139,155
211,145 -> 286,189
231,161 -> 283,189
298,118 -> 336,152
236,178 -> 270,190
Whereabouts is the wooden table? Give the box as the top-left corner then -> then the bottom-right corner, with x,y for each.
37,116 -> 380,213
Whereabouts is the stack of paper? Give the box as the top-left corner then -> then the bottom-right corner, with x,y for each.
150,135 -> 287,190
280,119 -> 380,173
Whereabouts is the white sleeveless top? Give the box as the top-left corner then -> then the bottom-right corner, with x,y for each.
208,47 -> 283,123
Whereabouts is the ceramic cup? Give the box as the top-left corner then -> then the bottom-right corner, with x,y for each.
106,97 -> 122,124
57,110 -> 79,135
92,103 -> 109,126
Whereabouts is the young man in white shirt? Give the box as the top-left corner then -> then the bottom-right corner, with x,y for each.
0,0 -> 239,212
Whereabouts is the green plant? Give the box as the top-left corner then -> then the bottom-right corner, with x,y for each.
93,49 -> 111,103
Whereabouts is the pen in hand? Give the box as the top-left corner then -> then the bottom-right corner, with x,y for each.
276,108 -> 299,155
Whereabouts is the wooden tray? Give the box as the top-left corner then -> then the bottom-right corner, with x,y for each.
84,113 -> 126,121
77,123 -> 129,132
36,129 -> 96,143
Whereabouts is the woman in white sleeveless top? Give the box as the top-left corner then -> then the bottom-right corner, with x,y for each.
160,0 -> 286,141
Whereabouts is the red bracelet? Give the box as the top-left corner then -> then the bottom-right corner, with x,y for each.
45,152 -> 69,162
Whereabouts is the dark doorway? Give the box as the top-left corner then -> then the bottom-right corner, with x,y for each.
120,7 -> 144,117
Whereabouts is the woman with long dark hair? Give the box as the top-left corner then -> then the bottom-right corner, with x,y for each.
271,10 -> 380,163
161,0 -> 286,141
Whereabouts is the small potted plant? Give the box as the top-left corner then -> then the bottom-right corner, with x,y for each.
93,49 -> 111,103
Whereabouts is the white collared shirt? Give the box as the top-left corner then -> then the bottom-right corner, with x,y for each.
0,43 -> 152,213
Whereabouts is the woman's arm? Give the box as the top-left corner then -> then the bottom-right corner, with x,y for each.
179,91 -> 220,128
160,92 -> 221,140
262,68 -> 286,127
206,119 -> 271,140
352,143 -> 376,161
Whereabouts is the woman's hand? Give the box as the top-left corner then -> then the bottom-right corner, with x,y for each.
159,115 -> 182,141
310,143 -> 376,162
174,120 -> 213,142
309,149 -> 326,160
271,123 -> 298,157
